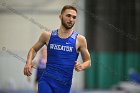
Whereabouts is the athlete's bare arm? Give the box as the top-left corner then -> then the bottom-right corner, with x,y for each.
75,35 -> 91,72
24,31 -> 50,76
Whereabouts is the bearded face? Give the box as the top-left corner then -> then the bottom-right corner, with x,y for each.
60,9 -> 77,30
61,16 -> 75,29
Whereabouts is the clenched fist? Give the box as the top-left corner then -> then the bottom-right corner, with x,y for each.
75,61 -> 84,72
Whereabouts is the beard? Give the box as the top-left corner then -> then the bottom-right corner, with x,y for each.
61,17 -> 75,29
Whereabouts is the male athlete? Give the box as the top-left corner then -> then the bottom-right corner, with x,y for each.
24,5 -> 91,93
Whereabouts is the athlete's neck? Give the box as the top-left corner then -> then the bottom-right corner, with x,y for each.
60,25 -> 73,32
58,26 -> 73,38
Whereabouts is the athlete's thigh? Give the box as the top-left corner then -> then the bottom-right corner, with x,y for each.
55,86 -> 71,93
54,82 -> 71,93
38,78 -> 53,93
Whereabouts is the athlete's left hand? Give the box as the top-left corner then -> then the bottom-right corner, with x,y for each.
75,61 -> 84,72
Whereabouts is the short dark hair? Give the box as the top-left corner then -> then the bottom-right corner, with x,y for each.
61,5 -> 77,14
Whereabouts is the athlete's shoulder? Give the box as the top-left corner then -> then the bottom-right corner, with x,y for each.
39,31 -> 51,43
77,34 -> 87,47
42,31 -> 51,36
41,31 -> 51,38
77,34 -> 86,42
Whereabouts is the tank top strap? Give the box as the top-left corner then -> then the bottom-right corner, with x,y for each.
70,31 -> 78,40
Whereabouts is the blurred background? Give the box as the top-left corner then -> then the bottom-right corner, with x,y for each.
0,0 -> 140,93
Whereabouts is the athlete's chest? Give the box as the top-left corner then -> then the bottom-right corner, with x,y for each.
48,37 -> 75,53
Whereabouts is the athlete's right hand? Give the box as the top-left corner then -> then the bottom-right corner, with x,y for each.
24,63 -> 32,76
